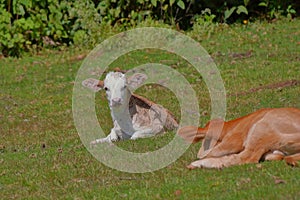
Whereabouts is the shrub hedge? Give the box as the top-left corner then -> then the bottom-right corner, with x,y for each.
0,0 -> 299,57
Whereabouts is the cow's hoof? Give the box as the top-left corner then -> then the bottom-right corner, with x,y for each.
187,164 -> 197,170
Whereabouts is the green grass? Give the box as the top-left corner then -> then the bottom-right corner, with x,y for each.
1,19 -> 300,199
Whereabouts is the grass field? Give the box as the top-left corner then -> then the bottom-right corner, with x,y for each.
1,19 -> 300,199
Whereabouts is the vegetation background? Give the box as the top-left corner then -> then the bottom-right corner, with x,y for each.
0,0 -> 299,56
0,0 -> 300,199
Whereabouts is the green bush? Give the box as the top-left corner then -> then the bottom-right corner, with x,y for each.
96,0 -> 192,27
0,0 -> 299,57
0,0 -> 104,56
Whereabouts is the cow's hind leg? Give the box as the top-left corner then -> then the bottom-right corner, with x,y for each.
189,148 -> 267,169
198,133 -> 244,159
284,153 -> 300,167
262,150 -> 285,161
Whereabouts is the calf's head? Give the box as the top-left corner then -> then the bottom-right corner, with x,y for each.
82,72 -> 147,108
104,72 -> 128,107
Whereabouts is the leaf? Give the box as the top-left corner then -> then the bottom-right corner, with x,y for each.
224,7 -> 236,21
170,0 -> 175,6
18,5 -> 25,16
244,0 -> 250,6
177,0 -> 185,9
289,9 -> 296,14
174,189 -> 182,196
274,179 -> 286,184
273,176 -> 286,184
162,4 -> 168,11
237,5 -> 248,15
258,2 -> 268,7
151,0 -> 157,7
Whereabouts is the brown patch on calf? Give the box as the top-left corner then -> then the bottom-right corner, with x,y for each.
97,80 -> 104,88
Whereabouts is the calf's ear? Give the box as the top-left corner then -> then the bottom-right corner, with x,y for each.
82,78 -> 104,92
126,73 -> 148,89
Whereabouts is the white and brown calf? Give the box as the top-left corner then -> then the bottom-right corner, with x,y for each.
82,72 -> 178,144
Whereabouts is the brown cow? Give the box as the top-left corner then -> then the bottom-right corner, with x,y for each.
178,108 -> 300,169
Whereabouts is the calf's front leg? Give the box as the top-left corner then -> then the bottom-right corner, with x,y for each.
90,128 -> 121,145
130,128 -> 157,140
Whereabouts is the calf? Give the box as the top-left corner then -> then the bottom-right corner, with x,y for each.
82,72 -> 178,144
178,108 -> 300,168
